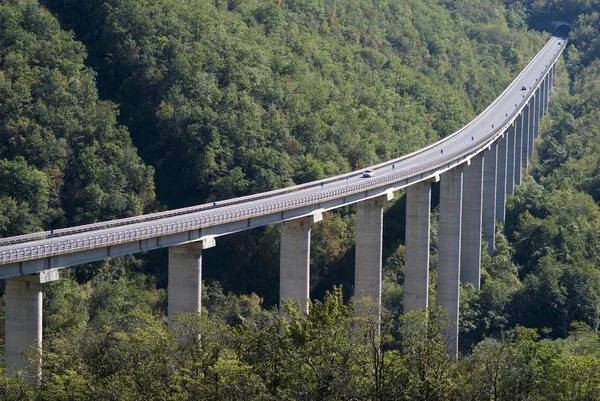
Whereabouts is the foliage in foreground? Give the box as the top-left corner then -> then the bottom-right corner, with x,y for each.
3,284 -> 600,401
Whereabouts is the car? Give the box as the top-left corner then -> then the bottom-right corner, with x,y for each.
362,169 -> 375,178
521,85 -> 527,90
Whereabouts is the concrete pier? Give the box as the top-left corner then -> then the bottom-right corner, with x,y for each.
529,96 -> 537,163
544,78 -> 549,114
483,143 -> 497,255
514,113 -> 523,185
404,181 -> 432,313
542,79 -> 547,116
355,194 -> 392,317
522,103 -> 530,171
280,214 -> 321,315
506,123 -> 516,196
460,154 -> 484,289
496,133 -> 508,224
168,238 -> 215,329
437,167 -> 463,359
5,269 -> 59,384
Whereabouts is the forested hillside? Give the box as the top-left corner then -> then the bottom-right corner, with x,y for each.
43,0 -> 544,207
0,1 -> 155,237
41,0 -> 547,302
3,0 -> 600,398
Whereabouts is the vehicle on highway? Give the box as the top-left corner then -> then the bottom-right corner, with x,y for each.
521,85 -> 527,90
362,169 -> 375,178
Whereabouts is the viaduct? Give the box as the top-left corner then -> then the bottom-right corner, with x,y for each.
0,30 -> 569,381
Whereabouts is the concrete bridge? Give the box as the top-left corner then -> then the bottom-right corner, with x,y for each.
0,34 -> 566,380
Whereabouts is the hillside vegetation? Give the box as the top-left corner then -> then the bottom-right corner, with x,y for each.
2,0 -> 600,398
43,0 -> 544,207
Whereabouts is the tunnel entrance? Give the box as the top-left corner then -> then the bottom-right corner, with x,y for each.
552,21 -> 571,38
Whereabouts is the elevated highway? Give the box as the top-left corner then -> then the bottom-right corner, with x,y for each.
0,37 -> 565,273
0,35 -> 566,379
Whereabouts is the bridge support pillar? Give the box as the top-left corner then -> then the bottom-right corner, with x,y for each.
514,113 -> 523,185
168,238 -> 214,329
438,167 -> 463,359
496,133 -> 508,225
404,181 -> 432,313
460,154 -> 484,289
544,76 -> 549,107
280,214 -> 321,315
5,269 -> 59,384
355,193 -> 393,317
522,103 -> 531,171
543,78 -> 549,115
506,123 -> 516,196
483,143 -> 498,255
529,96 -> 537,162
539,80 -> 545,119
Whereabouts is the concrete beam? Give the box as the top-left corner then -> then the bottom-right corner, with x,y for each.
404,181 -> 431,313
460,153 -> 484,289
506,123 -> 516,196
438,167 -> 463,359
280,216 -> 313,316
355,193 -> 393,317
168,240 -> 214,329
5,271 -> 59,384
483,143 -> 497,255
496,133 -> 508,225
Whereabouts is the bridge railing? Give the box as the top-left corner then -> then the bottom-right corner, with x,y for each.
0,38 -> 566,264
0,37 -> 561,248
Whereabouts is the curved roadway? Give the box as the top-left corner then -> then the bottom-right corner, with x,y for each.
0,35 -> 566,266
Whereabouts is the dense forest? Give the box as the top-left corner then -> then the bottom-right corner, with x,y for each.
1,0 -> 600,398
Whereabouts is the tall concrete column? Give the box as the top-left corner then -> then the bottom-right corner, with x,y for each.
5,277 -> 41,381
437,167 -> 463,359
168,238 -> 214,329
404,181 -> 432,313
5,269 -> 59,384
544,79 -> 548,115
514,113 -> 523,185
355,193 -> 392,317
529,95 -> 537,164
506,123 -> 516,196
522,102 -> 530,171
543,78 -> 549,114
280,213 -> 321,315
460,154 -> 484,289
483,143 -> 497,255
540,80 -> 545,118
496,133 -> 508,224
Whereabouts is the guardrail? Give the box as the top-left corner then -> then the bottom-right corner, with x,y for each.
0,37 -> 566,265
0,36 -> 562,247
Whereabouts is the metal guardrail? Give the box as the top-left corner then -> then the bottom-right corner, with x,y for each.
0,37 -> 560,247
0,37 -> 566,265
